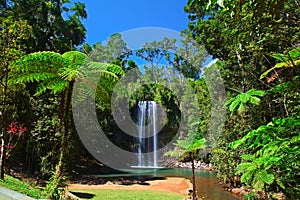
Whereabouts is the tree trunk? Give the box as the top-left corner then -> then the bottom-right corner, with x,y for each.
191,152 -> 197,200
54,80 -> 74,180
0,62 -> 9,179
0,136 -> 5,179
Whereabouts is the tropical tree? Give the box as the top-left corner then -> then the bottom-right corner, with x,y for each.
0,16 -> 31,179
6,0 -> 87,53
91,33 -> 132,68
9,50 -> 124,197
136,37 -> 177,83
165,135 -> 206,200
171,30 -> 208,79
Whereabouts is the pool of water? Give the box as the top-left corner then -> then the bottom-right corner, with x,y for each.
93,168 -> 242,200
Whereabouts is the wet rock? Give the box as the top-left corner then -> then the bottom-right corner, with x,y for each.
105,181 -> 113,185
231,188 -> 244,195
175,161 -> 214,171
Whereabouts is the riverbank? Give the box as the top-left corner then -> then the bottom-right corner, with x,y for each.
67,177 -> 192,196
168,161 -> 286,200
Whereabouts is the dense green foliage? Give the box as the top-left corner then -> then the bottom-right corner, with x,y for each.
0,0 -> 299,199
9,50 -> 124,198
185,0 -> 300,199
1,0 -> 87,53
231,118 -> 300,196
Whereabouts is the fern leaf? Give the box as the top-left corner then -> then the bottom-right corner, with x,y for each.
288,47 -> 300,60
247,89 -> 265,97
229,138 -> 246,149
224,96 -> 237,106
62,51 -> 87,66
239,93 -> 249,103
258,170 -> 274,185
241,154 -> 255,161
249,96 -> 261,105
237,162 -> 254,171
237,102 -> 246,113
253,175 -> 264,191
229,99 -> 240,113
240,169 -> 255,183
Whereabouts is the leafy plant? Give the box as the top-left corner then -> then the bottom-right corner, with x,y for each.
260,48 -> 300,81
230,117 -> 300,197
225,89 -> 265,115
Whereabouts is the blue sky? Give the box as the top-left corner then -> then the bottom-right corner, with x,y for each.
80,0 -> 189,45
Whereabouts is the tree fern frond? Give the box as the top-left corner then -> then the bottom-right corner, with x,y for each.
224,96 -> 236,106
247,89 -> 265,97
35,79 -> 68,96
106,63 -> 125,75
8,73 -> 57,84
260,48 -> 300,79
249,96 -> 261,105
228,99 -> 240,113
253,175 -> 264,191
86,62 -> 124,76
62,51 -> 87,66
240,169 -> 255,183
11,51 -> 67,73
58,67 -> 80,81
241,154 -> 255,161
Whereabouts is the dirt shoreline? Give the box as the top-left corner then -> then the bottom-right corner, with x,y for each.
66,177 -> 192,196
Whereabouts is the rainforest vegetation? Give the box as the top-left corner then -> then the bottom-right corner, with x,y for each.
0,0 -> 299,199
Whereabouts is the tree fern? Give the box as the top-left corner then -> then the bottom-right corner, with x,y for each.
225,89 -> 265,115
9,50 -> 124,193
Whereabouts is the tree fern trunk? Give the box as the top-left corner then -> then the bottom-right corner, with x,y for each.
54,80 -> 74,180
191,152 -> 197,200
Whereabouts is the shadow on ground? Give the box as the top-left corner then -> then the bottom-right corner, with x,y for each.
70,191 -> 95,199
70,172 -> 167,186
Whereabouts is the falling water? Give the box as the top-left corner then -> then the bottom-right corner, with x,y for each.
137,101 -> 158,167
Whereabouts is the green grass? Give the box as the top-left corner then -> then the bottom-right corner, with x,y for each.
0,174 -> 46,199
70,189 -> 185,200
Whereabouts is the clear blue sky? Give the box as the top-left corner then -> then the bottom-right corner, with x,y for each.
80,0 -> 189,45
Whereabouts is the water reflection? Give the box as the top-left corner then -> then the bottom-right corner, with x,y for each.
94,168 -> 242,200
153,168 -> 241,200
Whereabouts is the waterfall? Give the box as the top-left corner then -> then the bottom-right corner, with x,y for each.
137,101 -> 158,167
